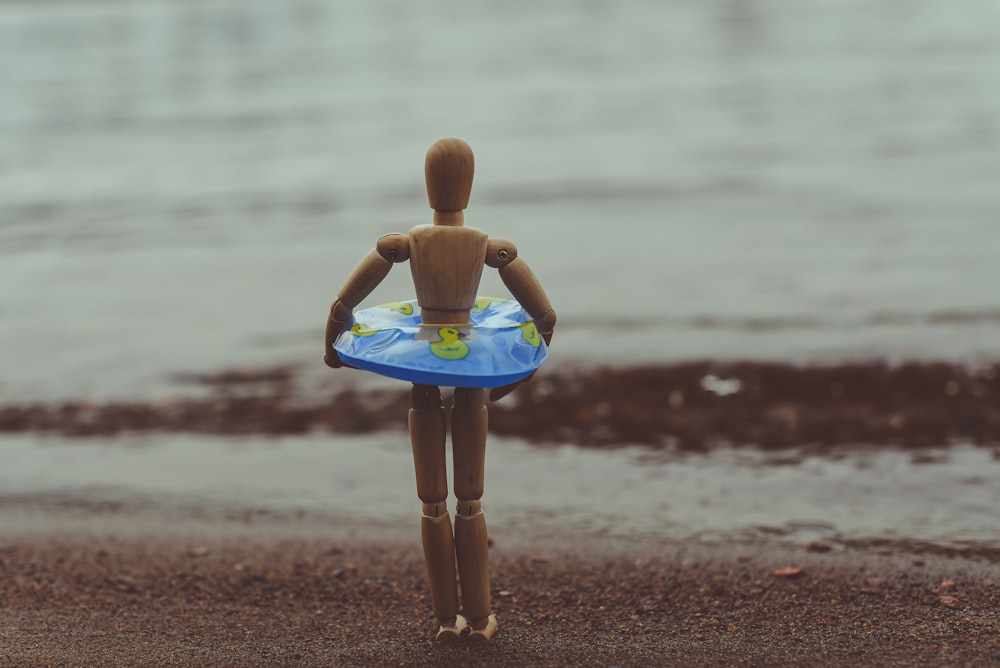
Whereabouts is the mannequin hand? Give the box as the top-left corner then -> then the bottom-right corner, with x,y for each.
324,349 -> 343,369
324,311 -> 348,369
489,371 -> 535,402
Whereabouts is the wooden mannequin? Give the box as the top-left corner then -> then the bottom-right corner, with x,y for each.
324,138 -> 555,642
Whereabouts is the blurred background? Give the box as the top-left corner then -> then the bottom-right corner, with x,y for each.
4,0 -> 1000,400
1,1 -> 999,550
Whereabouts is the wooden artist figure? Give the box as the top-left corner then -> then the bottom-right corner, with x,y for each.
323,138 -> 556,641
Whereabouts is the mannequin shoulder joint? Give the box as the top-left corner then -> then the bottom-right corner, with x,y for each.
377,233 -> 410,262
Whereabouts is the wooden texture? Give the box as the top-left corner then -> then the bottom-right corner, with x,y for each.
325,237 -> 394,367
408,224 -> 488,318
484,237 -> 517,268
452,388 -> 487,501
498,257 -> 556,332
408,386 -> 448,504
323,299 -> 353,367
420,513 -> 459,625
454,500 -> 493,627
375,232 -> 410,262
433,210 -> 465,227
336,249 -> 393,308
425,138 -> 475,212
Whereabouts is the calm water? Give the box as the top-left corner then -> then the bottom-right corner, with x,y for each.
2,0 -> 1000,400
3,1 -> 1000,553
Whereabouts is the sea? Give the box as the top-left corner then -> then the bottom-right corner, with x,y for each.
1,0 -> 999,556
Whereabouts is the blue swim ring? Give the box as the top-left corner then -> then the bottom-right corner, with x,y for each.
333,297 -> 548,388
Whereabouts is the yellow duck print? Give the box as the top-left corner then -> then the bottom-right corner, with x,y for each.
383,302 -> 415,315
349,323 -> 379,337
518,322 -> 542,347
472,296 -> 509,313
430,327 -> 470,360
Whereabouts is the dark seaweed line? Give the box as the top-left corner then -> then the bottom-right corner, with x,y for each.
2,360 -> 1000,451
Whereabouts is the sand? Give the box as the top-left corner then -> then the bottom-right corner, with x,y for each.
1,528 -> 997,667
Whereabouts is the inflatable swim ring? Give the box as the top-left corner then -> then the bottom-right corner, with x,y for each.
334,297 -> 547,388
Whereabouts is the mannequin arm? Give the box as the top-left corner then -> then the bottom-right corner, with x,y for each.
325,233 -> 409,368
486,237 -> 556,342
485,238 -> 557,399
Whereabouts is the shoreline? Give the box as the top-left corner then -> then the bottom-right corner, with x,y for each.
2,360 -> 999,450
1,526 -> 997,666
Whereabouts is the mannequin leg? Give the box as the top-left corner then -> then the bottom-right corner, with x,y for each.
409,384 -> 465,640
451,387 -> 498,640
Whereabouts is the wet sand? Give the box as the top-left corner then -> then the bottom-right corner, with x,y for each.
4,361 -> 998,451
1,528 -> 998,667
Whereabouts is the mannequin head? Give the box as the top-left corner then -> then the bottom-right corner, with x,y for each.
425,138 -> 475,212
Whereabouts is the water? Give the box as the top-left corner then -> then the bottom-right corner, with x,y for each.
2,1 -> 999,553
2,434 -> 998,559
3,0 -> 1000,399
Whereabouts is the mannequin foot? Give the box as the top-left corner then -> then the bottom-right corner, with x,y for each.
467,614 -> 498,642
434,614 -> 467,642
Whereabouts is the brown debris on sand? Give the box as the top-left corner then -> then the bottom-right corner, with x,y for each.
499,360 -> 1000,449
2,360 -> 999,450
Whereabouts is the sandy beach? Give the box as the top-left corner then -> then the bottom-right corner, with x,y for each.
2,525 -> 998,667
